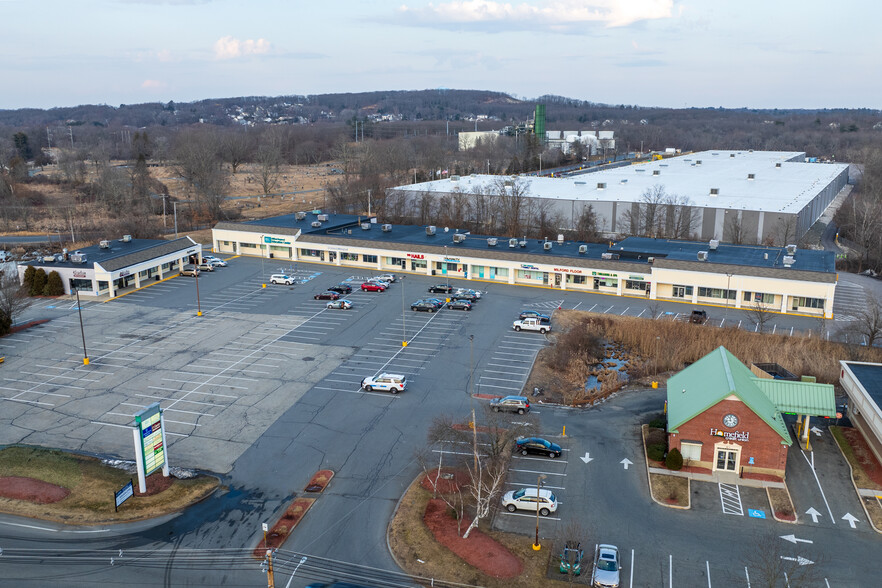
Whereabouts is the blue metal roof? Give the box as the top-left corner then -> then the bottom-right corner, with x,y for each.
18,238 -> 180,270
242,212 -> 362,231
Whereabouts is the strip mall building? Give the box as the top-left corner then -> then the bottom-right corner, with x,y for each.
213,212 -> 837,317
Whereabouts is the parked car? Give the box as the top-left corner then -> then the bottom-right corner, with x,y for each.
360,373 -> 406,393
314,291 -> 340,300
591,544 -> 622,588
367,278 -> 391,288
489,395 -> 530,414
501,487 -> 558,516
326,299 -> 353,310
689,309 -> 709,324
519,310 -> 551,323
452,290 -> 478,302
425,297 -> 445,306
559,541 -> 584,576
513,318 -> 551,333
428,284 -> 455,294
328,284 -> 353,294
446,299 -> 472,311
180,266 -> 199,277
270,274 -> 295,285
361,282 -> 386,292
411,300 -> 441,312
207,259 -> 227,267
459,288 -> 482,299
515,437 -> 562,458
375,273 -> 396,283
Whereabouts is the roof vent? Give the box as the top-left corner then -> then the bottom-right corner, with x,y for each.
597,182 -> 606,189
696,160 -> 702,165
42,255 -> 56,263
648,257 -> 655,263
764,252 -> 769,260
652,170 -> 660,176
360,222 -> 371,230
709,188 -> 719,196
295,212 -> 307,220
543,241 -> 552,251
381,223 -> 392,232
426,225 -> 436,236
317,214 -> 329,221
783,255 -> 795,266
311,209 -> 321,215
487,237 -> 497,247
620,179 -> 628,184
747,173 -> 755,180
601,252 -> 620,260
122,235 -> 132,242
786,244 -> 797,255
730,153 -> 736,157
453,233 -> 466,243
578,244 -> 587,254
311,221 -> 322,228
99,240 -> 110,249
697,251 -> 708,261
444,227 -> 449,233
509,238 -> 518,248
519,240 -> 527,248
574,181 -> 586,185
451,175 -> 460,181
557,234 -> 564,244
709,239 -> 719,250
775,162 -> 782,168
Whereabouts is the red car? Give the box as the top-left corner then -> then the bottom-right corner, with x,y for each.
361,282 -> 386,292
314,291 -> 340,300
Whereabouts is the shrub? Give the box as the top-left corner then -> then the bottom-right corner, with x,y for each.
23,265 -> 35,290
665,448 -> 683,471
29,268 -> 47,296
647,443 -> 666,462
648,415 -> 666,429
43,271 -> 64,296
0,309 -> 11,336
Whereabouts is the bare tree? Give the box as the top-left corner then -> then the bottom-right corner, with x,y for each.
254,141 -> 283,198
737,532 -> 822,588
573,204 -> 600,242
0,270 -> 32,331
461,448 -> 507,538
490,176 -> 532,237
845,293 -> 882,346
725,212 -> 745,244
774,216 -> 797,247
219,130 -> 254,174
556,520 -> 590,583
744,299 -> 775,333
415,445 -> 468,535
174,129 -> 229,220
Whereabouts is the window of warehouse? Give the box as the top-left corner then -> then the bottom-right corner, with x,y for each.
680,442 -> 702,462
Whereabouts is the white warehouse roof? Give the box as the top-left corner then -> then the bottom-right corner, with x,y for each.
396,150 -> 849,215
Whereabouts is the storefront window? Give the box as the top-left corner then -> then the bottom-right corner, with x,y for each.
672,285 -> 693,298
363,254 -> 378,263
341,252 -> 359,261
625,280 -> 647,291
698,287 -> 735,300
792,296 -> 824,309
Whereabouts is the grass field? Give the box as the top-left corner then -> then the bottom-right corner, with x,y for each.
0,446 -> 218,524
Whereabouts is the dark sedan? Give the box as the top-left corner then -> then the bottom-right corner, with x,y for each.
428,284 -> 455,294
446,299 -> 472,311
411,300 -> 441,312
519,310 -> 551,323
314,291 -> 340,300
515,437 -> 562,458
328,284 -> 353,294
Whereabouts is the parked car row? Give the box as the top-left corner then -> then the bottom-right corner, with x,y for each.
180,256 -> 227,277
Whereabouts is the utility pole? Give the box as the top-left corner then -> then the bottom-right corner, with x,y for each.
173,201 -> 178,237
162,195 -> 167,228
68,126 -> 74,148
46,126 -> 51,149
367,189 -> 372,216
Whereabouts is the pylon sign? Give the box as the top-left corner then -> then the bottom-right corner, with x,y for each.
132,402 -> 169,493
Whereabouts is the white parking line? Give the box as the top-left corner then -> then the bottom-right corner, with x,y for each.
800,450 -> 835,523
718,483 -> 744,516
499,511 -> 561,521
510,468 -> 566,476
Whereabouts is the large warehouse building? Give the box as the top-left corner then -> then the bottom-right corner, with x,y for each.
386,150 -> 849,244
213,211 -> 837,318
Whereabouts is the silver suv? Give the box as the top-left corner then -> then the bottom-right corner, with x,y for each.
270,274 -> 295,285
489,395 -> 530,414
180,266 -> 199,277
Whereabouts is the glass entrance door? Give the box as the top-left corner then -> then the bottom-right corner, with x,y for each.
716,449 -> 738,471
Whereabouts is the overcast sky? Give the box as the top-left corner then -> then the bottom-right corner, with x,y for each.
3,0 -> 879,111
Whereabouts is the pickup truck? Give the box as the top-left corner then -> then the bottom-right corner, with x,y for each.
689,310 -> 708,324
513,317 -> 551,334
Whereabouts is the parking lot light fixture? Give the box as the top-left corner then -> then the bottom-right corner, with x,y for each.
74,287 -> 89,366
533,474 -> 547,550
401,275 -> 407,347
195,271 -> 203,317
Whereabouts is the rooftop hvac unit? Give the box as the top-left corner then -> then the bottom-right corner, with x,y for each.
578,245 -> 587,254
444,227 -> 449,232
730,153 -> 736,157
295,212 -> 307,220
709,188 -> 719,196
317,214 -> 329,221
311,221 -> 322,228
519,240 -> 527,248
509,238 -> 518,248
648,257 -> 655,263
775,162 -> 782,168
557,234 -> 564,244
312,209 -> 321,215
709,239 -> 720,250
786,244 -> 797,255
764,253 -> 769,260
487,238 -> 498,247
42,255 -> 56,263
453,233 -> 466,243
696,160 -> 702,165
381,224 -> 392,232
620,179 -> 628,184
426,226 -> 436,236
122,234 -> 132,242
597,182 -> 606,189
747,173 -> 755,180
783,255 -> 795,266
601,252 -> 620,260
70,252 -> 87,264
99,240 -> 110,249
360,222 -> 371,230
543,242 -> 552,251
451,175 -> 460,181
697,251 -> 708,261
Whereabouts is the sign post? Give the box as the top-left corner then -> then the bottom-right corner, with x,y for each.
132,403 -> 169,494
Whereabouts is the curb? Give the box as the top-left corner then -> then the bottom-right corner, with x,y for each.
385,474 -> 424,575
767,484 -> 798,524
830,427 -> 882,534
641,424 -> 691,510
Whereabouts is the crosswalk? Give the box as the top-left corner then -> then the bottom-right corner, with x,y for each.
833,281 -> 867,321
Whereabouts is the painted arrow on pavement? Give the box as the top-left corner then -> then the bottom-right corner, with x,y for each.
780,534 -> 813,545
805,507 -> 822,523
580,452 -> 593,464
842,513 -> 860,528
810,426 -> 823,436
781,556 -> 815,566
620,458 -> 633,470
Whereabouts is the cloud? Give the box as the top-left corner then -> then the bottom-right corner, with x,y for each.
397,0 -> 675,30
213,36 -> 271,60
141,79 -> 167,89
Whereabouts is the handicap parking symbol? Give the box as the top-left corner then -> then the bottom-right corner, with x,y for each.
748,509 -> 766,519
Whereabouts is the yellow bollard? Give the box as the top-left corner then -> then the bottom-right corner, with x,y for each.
402,341 -> 408,347
652,381 -> 658,389
83,357 -> 90,366
197,311 -> 203,317
562,426 -> 566,437
262,283 -> 266,288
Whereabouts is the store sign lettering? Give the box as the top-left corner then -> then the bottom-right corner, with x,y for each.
263,236 -> 291,245
628,275 -> 645,281
73,271 -> 87,278
592,271 -> 615,277
119,270 -> 131,277
710,428 -> 749,442
553,267 -> 582,274
521,264 -> 539,270
407,253 -> 425,259
444,257 -> 460,262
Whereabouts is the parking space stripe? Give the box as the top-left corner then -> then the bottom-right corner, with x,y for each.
510,468 -> 566,476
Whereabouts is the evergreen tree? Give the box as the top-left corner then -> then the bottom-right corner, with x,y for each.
43,271 -> 65,296
22,265 -> 35,290
30,269 -> 47,296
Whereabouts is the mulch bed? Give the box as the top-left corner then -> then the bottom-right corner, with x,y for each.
252,497 -> 315,558
420,468 -> 469,494
304,469 -> 334,493
743,472 -> 784,483
422,498 -> 523,579
135,472 -> 174,496
0,476 -> 70,503
840,427 -> 882,487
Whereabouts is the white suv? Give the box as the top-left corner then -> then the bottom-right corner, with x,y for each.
270,274 -> 295,285
360,373 -> 407,394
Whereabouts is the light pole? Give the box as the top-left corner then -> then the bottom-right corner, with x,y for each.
443,245 -> 449,288
195,269 -> 203,317
401,275 -> 407,347
726,272 -> 733,321
74,287 -> 89,366
655,336 -> 660,376
533,474 -> 547,550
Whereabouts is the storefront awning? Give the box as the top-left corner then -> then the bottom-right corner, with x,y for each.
754,379 -> 836,418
